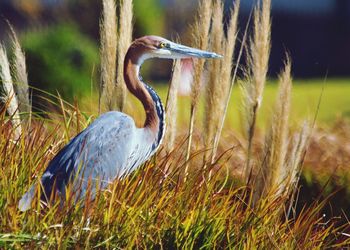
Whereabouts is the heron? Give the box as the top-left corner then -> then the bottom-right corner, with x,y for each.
19,35 -> 221,211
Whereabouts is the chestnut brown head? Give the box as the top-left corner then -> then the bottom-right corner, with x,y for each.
128,35 -> 222,65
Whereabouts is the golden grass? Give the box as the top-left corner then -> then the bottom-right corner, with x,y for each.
0,103 -> 348,248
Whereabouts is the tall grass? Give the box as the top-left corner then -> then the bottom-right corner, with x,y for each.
0,99 -> 348,248
0,0 -> 349,248
0,103 -> 348,248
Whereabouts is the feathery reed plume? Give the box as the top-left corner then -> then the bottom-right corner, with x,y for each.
184,0 -> 212,179
0,44 -> 22,140
203,0 -> 224,164
285,121 -> 311,218
204,0 -> 240,166
99,0 -> 117,112
242,0 -> 271,183
10,28 -> 31,120
115,0 -> 133,111
164,60 -> 181,152
286,121 -> 311,193
253,57 -> 292,202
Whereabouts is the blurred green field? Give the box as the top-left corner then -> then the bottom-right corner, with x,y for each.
149,78 -> 350,132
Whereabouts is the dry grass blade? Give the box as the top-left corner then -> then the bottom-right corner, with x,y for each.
0,44 -> 22,140
9,28 -> 31,119
253,57 -> 292,202
164,60 -> 181,153
115,0 -> 133,111
242,0 -> 271,183
99,0 -> 117,112
184,0 -> 212,179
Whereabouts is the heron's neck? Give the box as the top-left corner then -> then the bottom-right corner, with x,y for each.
123,56 -> 165,148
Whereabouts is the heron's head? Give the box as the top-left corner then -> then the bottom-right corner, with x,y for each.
129,35 -> 222,65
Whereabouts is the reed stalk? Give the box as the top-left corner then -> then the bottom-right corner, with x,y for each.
253,57 -> 292,203
184,0 -> 212,179
270,58 -> 292,192
242,0 -> 271,183
99,0 -> 117,112
203,0 -> 225,165
164,60 -> 181,153
115,0 -> 133,111
10,28 -> 31,122
285,121 -> 311,217
0,44 -> 22,140
203,1 -> 240,169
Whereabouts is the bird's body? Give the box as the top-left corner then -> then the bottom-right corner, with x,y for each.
19,85 -> 164,211
42,111 -> 160,200
19,35 -> 220,211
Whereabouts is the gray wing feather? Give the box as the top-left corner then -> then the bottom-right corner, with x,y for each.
71,112 -> 136,196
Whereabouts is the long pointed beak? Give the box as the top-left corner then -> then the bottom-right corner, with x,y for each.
168,42 -> 222,59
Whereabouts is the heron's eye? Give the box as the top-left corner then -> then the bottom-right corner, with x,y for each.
159,42 -> 168,49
